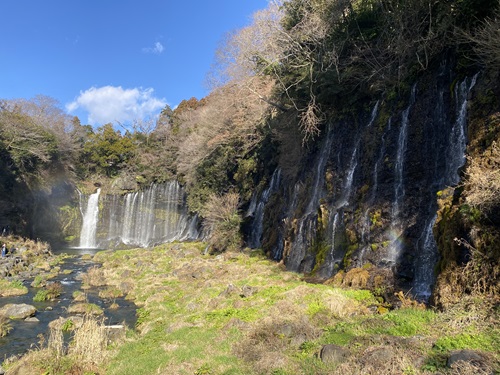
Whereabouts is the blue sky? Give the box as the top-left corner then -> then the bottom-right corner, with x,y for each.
0,0 -> 269,126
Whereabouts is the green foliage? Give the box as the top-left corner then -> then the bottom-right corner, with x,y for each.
206,306 -> 259,324
306,299 -> 327,316
340,289 -> 377,303
33,289 -> 50,302
375,308 -> 436,336
33,282 -> 62,301
135,307 -> 150,327
322,324 -> 356,346
434,332 -> 499,352
62,319 -> 75,332
80,123 -> 136,177
233,157 -> 258,201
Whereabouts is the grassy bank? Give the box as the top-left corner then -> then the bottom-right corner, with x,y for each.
5,242 -> 499,374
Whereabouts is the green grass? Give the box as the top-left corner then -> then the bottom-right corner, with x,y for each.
106,325 -> 248,375
0,279 -> 28,296
372,308 -> 437,336
434,331 -> 499,352
14,242 -> 498,375
33,289 -> 50,302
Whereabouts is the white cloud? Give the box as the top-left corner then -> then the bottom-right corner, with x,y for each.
142,41 -> 164,54
66,86 -> 167,126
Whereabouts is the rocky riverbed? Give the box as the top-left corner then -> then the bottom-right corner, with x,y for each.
0,236 -> 137,366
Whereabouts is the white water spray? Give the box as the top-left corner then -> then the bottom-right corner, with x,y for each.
79,188 -> 101,248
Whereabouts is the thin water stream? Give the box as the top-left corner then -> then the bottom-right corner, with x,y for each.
0,247 -> 137,361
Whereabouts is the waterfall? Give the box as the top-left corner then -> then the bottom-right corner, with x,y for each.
366,100 -> 380,128
337,143 -> 358,208
323,211 -> 342,276
392,85 -> 417,222
114,181 -> 197,247
79,188 -> 101,248
248,169 -> 281,248
306,127 -> 334,214
78,181 -> 198,248
284,127 -> 334,271
445,74 -> 478,185
387,85 -> 417,263
412,74 -> 478,299
413,215 -> 439,299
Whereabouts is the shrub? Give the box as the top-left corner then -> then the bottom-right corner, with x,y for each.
0,316 -> 12,337
33,282 -> 62,301
202,192 -> 242,253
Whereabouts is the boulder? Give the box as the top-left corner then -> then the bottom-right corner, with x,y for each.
360,346 -> 396,367
240,285 -> 258,298
320,344 -> 351,364
447,350 -> 491,370
0,303 -> 36,319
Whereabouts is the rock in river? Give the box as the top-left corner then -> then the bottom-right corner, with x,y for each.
0,303 -> 37,319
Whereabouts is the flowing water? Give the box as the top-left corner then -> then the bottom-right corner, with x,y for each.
79,181 -> 199,249
412,74 -> 478,299
387,85 -> 417,264
0,248 -> 137,361
79,189 -> 101,248
247,169 -> 281,249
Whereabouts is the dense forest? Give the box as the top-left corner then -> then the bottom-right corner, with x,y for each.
1,0 -> 499,302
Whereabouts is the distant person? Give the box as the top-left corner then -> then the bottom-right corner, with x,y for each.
1,243 -> 6,257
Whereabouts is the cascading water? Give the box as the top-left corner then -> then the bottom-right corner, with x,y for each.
320,140 -> 359,277
445,74 -> 479,185
284,127 -> 334,271
112,181 -> 198,247
78,181 -> 198,248
387,85 -> 417,263
259,66 -> 480,302
366,100 -> 380,128
360,117 -> 392,250
79,188 -> 101,248
412,74 -> 478,299
306,127 -> 334,215
247,169 -> 281,248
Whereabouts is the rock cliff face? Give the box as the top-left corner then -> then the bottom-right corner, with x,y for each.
2,59 -> 497,302
247,60 -> 487,300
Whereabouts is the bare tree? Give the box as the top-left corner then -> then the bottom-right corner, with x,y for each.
0,108 -> 56,175
176,82 -> 270,184
464,11 -> 500,70
5,96 -> 80,161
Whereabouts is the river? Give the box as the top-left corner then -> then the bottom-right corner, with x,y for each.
0,247 -> 137,361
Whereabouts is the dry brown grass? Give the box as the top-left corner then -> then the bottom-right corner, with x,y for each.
233,313 -> 316,374
81,266 -> 107,288
0,316 -> 12,337
330,344 -> 424,375
465,141 -> 500,212
5,314 -> 112,375
70,315 -> 110,368
448,360 -> 496,375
